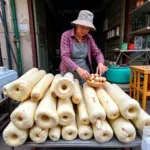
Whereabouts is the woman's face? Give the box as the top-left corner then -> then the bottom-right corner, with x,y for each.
76,25 -> 90,37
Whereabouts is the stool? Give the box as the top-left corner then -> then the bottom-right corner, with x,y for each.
130,66 -> 150,110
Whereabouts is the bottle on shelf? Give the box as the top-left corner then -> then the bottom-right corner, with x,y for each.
116,26 -> 120,36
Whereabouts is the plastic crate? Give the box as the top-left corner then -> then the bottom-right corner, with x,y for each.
0,69 -> 18,99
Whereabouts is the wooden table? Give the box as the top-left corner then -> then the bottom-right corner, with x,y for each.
130,65 -> 150,110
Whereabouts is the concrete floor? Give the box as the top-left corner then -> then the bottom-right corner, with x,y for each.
1,100 -> 150,150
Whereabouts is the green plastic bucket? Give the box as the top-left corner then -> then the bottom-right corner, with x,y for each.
106,67 -> 130,83
120,43 -> 128,50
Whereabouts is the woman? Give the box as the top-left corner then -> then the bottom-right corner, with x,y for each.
60,10 -> 108,84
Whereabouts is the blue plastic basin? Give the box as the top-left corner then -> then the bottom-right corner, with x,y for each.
106,67 -> 130,84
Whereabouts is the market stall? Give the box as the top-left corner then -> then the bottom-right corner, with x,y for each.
2,68 -> 150,150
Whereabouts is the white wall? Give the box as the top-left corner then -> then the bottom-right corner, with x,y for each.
0,0 -> 33,73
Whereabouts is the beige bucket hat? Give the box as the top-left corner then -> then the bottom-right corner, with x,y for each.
71,10 -> 96,31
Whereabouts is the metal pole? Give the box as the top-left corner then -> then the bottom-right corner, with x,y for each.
10,0 -> 23,76
0,12 -> 18,65
0,0 -> 12,69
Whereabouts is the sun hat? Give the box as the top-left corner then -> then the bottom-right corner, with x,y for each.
71,10 -> 96,31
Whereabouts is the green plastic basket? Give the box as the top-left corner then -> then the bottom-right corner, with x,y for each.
106,67 -> 130,84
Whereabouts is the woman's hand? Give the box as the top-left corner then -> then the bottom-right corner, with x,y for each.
76,67 -> 90,80
97,63 -> 108,76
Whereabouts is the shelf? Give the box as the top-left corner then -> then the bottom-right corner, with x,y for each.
0,113 -> 8,122
107,36 -> 120,41
113,49 -> 150,52
129,0 -> 150,16
0,97 -> 9,105
130,27 -> 150,35
104,24 -> 120,33
22,135 -> 141,148
0,118 -> 9,131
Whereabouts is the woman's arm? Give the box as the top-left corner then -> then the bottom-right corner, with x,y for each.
89,35 -> 107,75
89,35 -> 104,64
60,32 -> 79,71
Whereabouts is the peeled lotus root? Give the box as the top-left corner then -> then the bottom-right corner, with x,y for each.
35,89 -> 59,129
29,124 -> 48,143
62,119 -> 78,141
132,109 -> 150,131
109,117 -> 136,143
93,120 -> 113,143
57,98 -> 75,126
96,87 -> 120,120
104,82 -> 140,120
77,87 -> 90,125
72,79 -> 82,104
49,125 -> 61,141
10,99 -> 38,129
50,74 -> 63,97
77,110 -> 93,140
54,72 -> 75,99
5,70 -> 46,101
31,73 -> 54,101
83,83 -> 106,128
3,68 -> 39,97
3,122 -> 28,147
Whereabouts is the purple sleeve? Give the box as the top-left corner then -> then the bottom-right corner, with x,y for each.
89,35 -> 104,64
60,32 -> 79,71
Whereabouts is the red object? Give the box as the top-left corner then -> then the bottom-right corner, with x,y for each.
128,43 -> 135,50
136,0 -> 140,8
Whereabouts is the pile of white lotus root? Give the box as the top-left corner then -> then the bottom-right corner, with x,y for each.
2,68 -> 150,147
